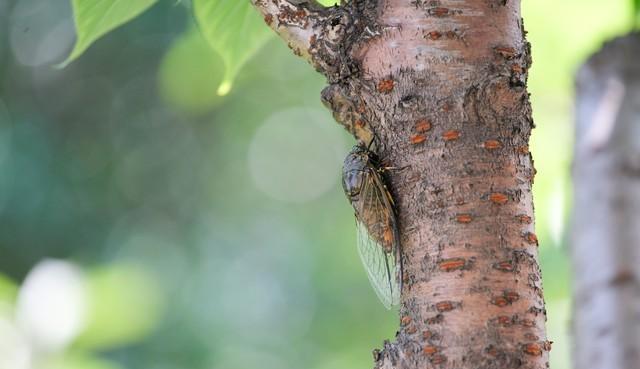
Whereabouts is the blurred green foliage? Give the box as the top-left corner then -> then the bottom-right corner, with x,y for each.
0,261 -> 160,369
47,353 -> 123,369
64,0 -> 159,66
75,264 -> 164,350
0,0 -> 634,368
192,0 -> 272,95
0,273 -> 18,303
65,0 -> 343,96
158,28 -> 225,114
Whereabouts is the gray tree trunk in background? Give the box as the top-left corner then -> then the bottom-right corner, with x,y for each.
572,32 -> 640,369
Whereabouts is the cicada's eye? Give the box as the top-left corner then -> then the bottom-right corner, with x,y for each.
342,170 -> 364,198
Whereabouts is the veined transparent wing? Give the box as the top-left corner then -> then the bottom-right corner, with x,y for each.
356,220 -> 400,309
354,169 -> 401,309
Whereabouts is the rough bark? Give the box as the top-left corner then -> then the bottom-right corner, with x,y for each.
572,33 -> 640,369
251,1 -> 549,368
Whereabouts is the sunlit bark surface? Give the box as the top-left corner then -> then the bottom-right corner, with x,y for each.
251,1 -> 549,368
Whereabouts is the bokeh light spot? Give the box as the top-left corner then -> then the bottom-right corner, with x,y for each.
9,0 -> 74,67
0,315 -> 31,369
248,107 -> 347,203
16,260 -> 87,352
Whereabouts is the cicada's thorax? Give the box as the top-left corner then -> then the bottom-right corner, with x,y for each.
342,146 -> 395,253
341,151 -> 368,199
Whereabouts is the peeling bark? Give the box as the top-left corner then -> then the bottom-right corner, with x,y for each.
572,33 -> 640,369
251,1 -> 549,368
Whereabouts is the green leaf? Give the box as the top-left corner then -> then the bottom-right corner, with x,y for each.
62,0 -> 159,66
193,0 -> 273,95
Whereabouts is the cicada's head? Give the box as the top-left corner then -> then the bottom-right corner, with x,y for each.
342,144 -> 370,198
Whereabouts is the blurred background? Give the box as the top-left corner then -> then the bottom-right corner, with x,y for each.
0,0 -> 634,368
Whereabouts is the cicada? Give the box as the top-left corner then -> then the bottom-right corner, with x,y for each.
342,143 -> 402,309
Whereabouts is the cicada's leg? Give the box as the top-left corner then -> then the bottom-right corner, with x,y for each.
377,164 -> 410,173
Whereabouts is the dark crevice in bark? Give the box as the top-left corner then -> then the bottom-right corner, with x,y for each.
312,0 -> 380,82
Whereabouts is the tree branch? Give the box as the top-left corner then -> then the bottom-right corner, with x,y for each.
251,0 -> 325,63
250,0 -> 352,79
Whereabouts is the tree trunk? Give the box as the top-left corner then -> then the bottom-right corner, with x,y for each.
572,32 -> 640,369
251,1 -> 549,368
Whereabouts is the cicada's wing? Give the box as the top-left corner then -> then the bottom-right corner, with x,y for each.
356,220 -> 400,309
355,171 -> 401,309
